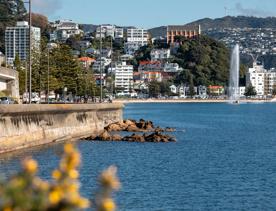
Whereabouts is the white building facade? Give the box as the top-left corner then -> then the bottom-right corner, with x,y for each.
246,62 -> 276,96
114,62 -> 134,96
5,21 -> 41,66
50,20 -> 83,42
151,49 -> 170,61
125,28 -> 148,55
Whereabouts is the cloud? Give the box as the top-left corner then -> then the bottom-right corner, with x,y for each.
235,3 -> 275,17
32,0 -> 62,15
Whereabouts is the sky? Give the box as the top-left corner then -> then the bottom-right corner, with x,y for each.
30,0 -> 276,29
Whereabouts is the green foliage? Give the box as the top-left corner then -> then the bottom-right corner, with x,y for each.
188,74 -> 195,97
173,35 -> 230,86
148,80 -> 172,97
244,84 -> 257,96
272,85 -> 276,96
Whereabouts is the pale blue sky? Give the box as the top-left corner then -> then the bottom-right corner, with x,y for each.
31,0 -> 276,28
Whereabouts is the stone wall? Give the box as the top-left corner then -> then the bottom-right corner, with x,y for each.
0,103 -> 123,153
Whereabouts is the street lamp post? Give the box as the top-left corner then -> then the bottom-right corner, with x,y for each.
24,0 -> 32,104
28,0 -> 32,104
47,47 -> 50,104
100,25 -> 103,102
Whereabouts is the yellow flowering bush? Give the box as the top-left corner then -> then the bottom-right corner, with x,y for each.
0,144 -> 120,211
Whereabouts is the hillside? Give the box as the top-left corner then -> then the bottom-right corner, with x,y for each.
148,16 -> 276,38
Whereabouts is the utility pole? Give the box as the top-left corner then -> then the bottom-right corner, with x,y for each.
110,34 -> 113,96
100,25 -> 103,102
28,0 -> 32,104
47,47 -> 50,104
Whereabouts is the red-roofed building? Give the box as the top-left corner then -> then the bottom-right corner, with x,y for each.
138,61 -> 163,72
141,71 -> 162,82
78,57 -> 95,68
208,85 -> 225,95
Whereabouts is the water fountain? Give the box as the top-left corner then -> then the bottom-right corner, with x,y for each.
229,44 -> 240,103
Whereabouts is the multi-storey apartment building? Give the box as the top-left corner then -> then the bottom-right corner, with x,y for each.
264,69 -> 276,95
246,62 -> 276,96
127,28 -> 148,46
114,62 -> 133,96
5,21 -> 40,66
167,25 -> 201,44
246,62 -> 266,96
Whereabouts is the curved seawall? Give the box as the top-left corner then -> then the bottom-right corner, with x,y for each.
0,103 -> 123,153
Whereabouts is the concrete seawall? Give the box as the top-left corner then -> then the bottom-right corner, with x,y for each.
0,103 -> 123,153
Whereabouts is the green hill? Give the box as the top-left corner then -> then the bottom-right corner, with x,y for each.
148,16 -> 276,38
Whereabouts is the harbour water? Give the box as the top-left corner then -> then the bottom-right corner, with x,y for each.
0,103 -> 276,210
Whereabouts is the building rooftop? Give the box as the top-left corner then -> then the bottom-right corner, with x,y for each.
167,25 -> 200,31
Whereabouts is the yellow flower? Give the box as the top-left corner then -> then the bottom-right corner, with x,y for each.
101,198 -> 116,211
3,207 -> 12,211
49,189 -> 62,204
67,183 -> 79,193
100,166 -> 120,190
22,158 -> 38,174
68,169 -> 79,179
52,169 -> 62,180
77,198 -> 90,208
64,143 -> 74,154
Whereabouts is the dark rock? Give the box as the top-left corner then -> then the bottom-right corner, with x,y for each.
123,133 -> 145,142
98,130 -> 112,141
144,132 -> 176,143
165,127 -> 176,132
111,134 -> 122,141
155,126 -> 164,133
126,125 -> 141,132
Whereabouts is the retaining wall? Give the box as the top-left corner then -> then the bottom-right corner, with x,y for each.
0,103 -> 123,153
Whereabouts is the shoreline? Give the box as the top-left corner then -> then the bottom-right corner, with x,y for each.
114,99 -> 276,104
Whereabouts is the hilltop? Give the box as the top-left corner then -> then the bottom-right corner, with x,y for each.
148,16 -> 276,37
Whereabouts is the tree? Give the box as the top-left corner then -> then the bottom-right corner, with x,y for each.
172,35 -> 230,87
188,73 -> 196,97
272,85 -> 276,96
148,80 -> 161,98
244,84 -> 257,97
14,54 -> 27,95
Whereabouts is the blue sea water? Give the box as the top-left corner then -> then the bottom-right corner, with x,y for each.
0,103 -> 276,210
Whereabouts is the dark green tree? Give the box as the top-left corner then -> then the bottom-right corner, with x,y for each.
148,80 -> 161,98
272,85 -> 276,96
172,35 -> 230,87
244,84 -> 257,97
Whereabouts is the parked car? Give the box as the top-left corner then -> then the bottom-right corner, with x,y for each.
0,97 -> 15,104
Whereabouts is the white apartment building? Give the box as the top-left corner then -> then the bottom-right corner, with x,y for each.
125,28 -> 148,55
127,28 -> 148,46
50,20 -> 83,42
5,21 -> 41,66
246,62 -> 276,96
246,62 -> 265,96
114,62 -> 133,96
150,49 -> 171,61
264,69 -> 276,95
